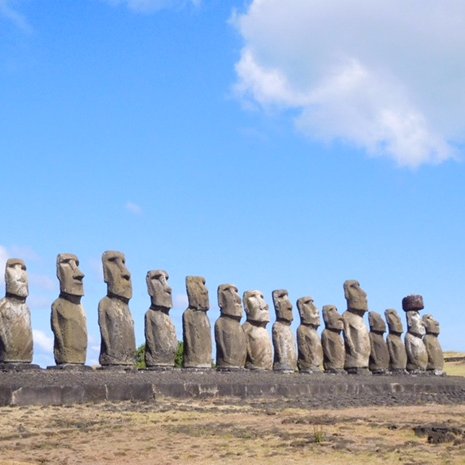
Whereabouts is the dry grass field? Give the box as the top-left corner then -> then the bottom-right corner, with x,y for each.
0,357 -> 464,465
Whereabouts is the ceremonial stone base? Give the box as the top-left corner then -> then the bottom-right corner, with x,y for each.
0,370 -> 465,407
47,364 -> 92,371
97,365 -> 137,372
0,363 -> 41,372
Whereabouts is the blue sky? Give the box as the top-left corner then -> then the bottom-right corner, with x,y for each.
1,0 -> 464,366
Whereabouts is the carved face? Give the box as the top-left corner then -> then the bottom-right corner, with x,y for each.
57,253 -> 84,296
186,276 -> 209,311
297,296 -> 320,326
322,305 -> 343,331
343,280 -> 368,312
102,251 -> 132,300
5,259 -> 28,298
385,309 -> 403,334
146,270 -> 172,309
272,289 -> 293,323
243,290 -> 270,323
218,284 -> 242,318
368,311 -> 386,333
422,314 -> 440,336
406,311 -> 426,337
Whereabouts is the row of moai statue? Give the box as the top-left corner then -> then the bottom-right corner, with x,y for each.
0,252 -> 444,375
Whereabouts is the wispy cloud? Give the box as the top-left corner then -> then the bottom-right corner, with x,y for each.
102,0 -> 201,14
0,0 -> 32,32
125,201 -> 143,215
233,0 -> 465,168
30,274 -> 56,292
173,293 -> 188,308
33,329 -> 54,353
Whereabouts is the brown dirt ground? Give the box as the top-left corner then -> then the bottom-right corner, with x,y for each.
1,399 -> 465,465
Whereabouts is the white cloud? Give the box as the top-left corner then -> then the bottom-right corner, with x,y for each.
125,201 -> 143,215
33,329 -> 54,353
0,0 -> 31,32
173,293 -> 188,308
233,0 -> 465,167
103,0 -> 201,13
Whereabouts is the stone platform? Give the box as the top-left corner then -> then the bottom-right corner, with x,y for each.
0,369 -> 464,407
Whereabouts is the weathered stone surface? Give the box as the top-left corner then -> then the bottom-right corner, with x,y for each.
242,290 -> 272,371
296,297 -> 323,373
368,311 -> 389,374
321,305 -> 345,373
422,314 -> 444,375
342,280 -> 370,373
0,259 -> 33,364
183,276 -> 211,368
402,295 -> 424,312
385,309 -> 407,373
98,251 -> 136,366
215,284 -> 246,370
405,310 -> 428,373
272,290 -> 297,373
144,270 -> 177,368
51,254 -> 87,365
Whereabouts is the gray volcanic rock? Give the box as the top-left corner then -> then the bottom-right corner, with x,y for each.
183,276 -> 211,369
296,297 -> 323,373
215,284 -> 246,370
144,270 -> 177,368
385,309 -> 407,373
368,311 -> 389,374
51,254 -> 87,365
98,251 -> 136,367
342,280 -> 370,374
272,289 -> 297,373
321,305 -> 345,374
242,290 -> 272,371
405,309 -> 427,373
0,259 -> 33,364
422,314 -> 444,375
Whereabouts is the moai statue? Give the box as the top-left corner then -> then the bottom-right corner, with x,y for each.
296,296 -> 323,373
403,295 -> 427,374
98,251 -> 136,367
368,311 -> 389,375
182,276 -> 211,369
271,289 -> 297,373
50,254 -> 88,368
321,305 -> 345,373
144,270 -> 177,368
242,290 -> 272,370
0,259 -> 37,369
342,280 -> 370,374
385,308 -> 407,374
215,284 -> 246,370
422,314 -> 444,376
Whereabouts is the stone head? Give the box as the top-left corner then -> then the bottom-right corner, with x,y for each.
272,289 -> 293,323
5,258 -> 28,299
102,251 -> 132,300
343,280 -> 368,312
146,269 -> 172,310
402,295 -> 424,312
422,314 -> 440,336
297,296 -> 320,326
57,253 -> 84,297
384,309 -> 403,334
243,290 -> 270,324
322,305 -> 343,331
186,276 -> 209,311
368,311 -> 386,333
406,311 -> 426,338
217,284 -> 242,318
